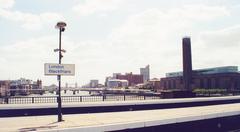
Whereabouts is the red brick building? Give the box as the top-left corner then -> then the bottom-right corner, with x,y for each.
116,72 -> 143,86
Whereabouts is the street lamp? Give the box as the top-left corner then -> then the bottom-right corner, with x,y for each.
55,21 -> 67,122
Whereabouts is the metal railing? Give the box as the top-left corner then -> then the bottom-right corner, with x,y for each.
0,94 -> 161,104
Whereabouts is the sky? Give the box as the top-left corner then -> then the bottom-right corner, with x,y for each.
0,0 -> 240,86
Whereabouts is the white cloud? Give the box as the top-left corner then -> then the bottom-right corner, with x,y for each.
0,0 -> 14,9
0,4 -> 236,85
0,0 -> 64,30
0,35 -> 79,85
0,35 -> 123,85
106,5 -> 231,76
200,25 -> 240,47
109,5 -> 229,55
70,4 -> 232,82
72,0 -> 125,16
1,36 -> 56,62
0,9 -> 65,30
191,25 -> 240,68
169,5 -> 229,21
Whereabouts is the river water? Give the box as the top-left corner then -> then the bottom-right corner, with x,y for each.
28,90 -> 91,97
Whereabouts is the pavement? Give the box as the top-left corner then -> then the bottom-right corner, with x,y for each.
0,103 -> 240,132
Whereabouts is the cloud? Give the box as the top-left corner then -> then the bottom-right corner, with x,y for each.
192,25 -> 240,68
72,0 -> 125,16
0,0 -> 14,9
106,5 -> 231,76
200,25 -> 240,47
109,5 -> 229,54
170,5 -> 229,21
0,0 -> 64,30
0,34 -> 123,86
1,36 -> 57,62
0,4 -> 235,85
71,4 -> 232,82
0,35 -> 79,85
0,9 -> 64,30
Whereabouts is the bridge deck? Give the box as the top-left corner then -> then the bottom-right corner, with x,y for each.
0,103 -> 240,132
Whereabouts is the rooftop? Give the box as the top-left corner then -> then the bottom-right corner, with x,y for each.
166,66 -> 239,77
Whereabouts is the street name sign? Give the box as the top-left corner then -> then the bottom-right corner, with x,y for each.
44,63 -> 75,76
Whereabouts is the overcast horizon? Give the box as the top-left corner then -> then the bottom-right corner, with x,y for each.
1,0 -> 240,86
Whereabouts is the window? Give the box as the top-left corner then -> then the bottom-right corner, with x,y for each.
207,78 -> 211,89
200,79 -> 204,88
215,78 -> 219,88
173,80 -> 176,89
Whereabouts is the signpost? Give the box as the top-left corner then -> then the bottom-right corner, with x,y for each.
44,21 -> 74,122
44,63 -> 75,121
44,63 -> 75,76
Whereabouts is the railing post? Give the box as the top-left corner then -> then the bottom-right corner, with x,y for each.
144,95 -> 146,100
124,94 -> 126,101
32,97 -> 34,103
80,96 -> 82,102
5,97 -> 9,104
103,94 -> 106,101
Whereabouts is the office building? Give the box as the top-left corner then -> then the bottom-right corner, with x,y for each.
113,73 -> 121,79
107,79 -> 128,88
90,80 -> 99,88
140,65 -> 150,83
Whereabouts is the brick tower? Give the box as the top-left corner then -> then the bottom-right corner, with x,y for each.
182,37 -> 192,90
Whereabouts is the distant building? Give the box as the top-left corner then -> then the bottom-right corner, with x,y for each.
32,80 -> 43,94
148,78 -> 161,91
97,84 -> 105,88
10,78 -> 42,96
158,37 -> 240,92
90,80 -> 99,88
32,80 -> 42,89
10,78 -> 32,96
140,65 -> 150,83
116,72 -> 143,86
107,79 -> 128,88
166,66 -> 238,78
0,80 -> 10,97
159,66 -> 240,91
105,76 -> 113,87
136,78 -> 161,91
113,73 -> 121,79
107,67 -> 147,87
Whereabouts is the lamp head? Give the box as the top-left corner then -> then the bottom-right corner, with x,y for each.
55,21 -> 67,30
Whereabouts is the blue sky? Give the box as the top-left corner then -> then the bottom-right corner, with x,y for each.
0,0 -> 240,86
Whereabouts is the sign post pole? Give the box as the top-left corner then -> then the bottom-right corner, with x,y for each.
58,23 -> 63,122
45,22 -> 74,122
56,22 -> 66,122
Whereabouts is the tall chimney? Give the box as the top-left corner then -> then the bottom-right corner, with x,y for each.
182,37 -> 192,90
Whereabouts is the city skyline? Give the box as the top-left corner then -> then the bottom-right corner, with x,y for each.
0,0 -> 240,86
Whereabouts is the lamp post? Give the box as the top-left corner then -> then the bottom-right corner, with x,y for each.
55,21 -> 66,122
